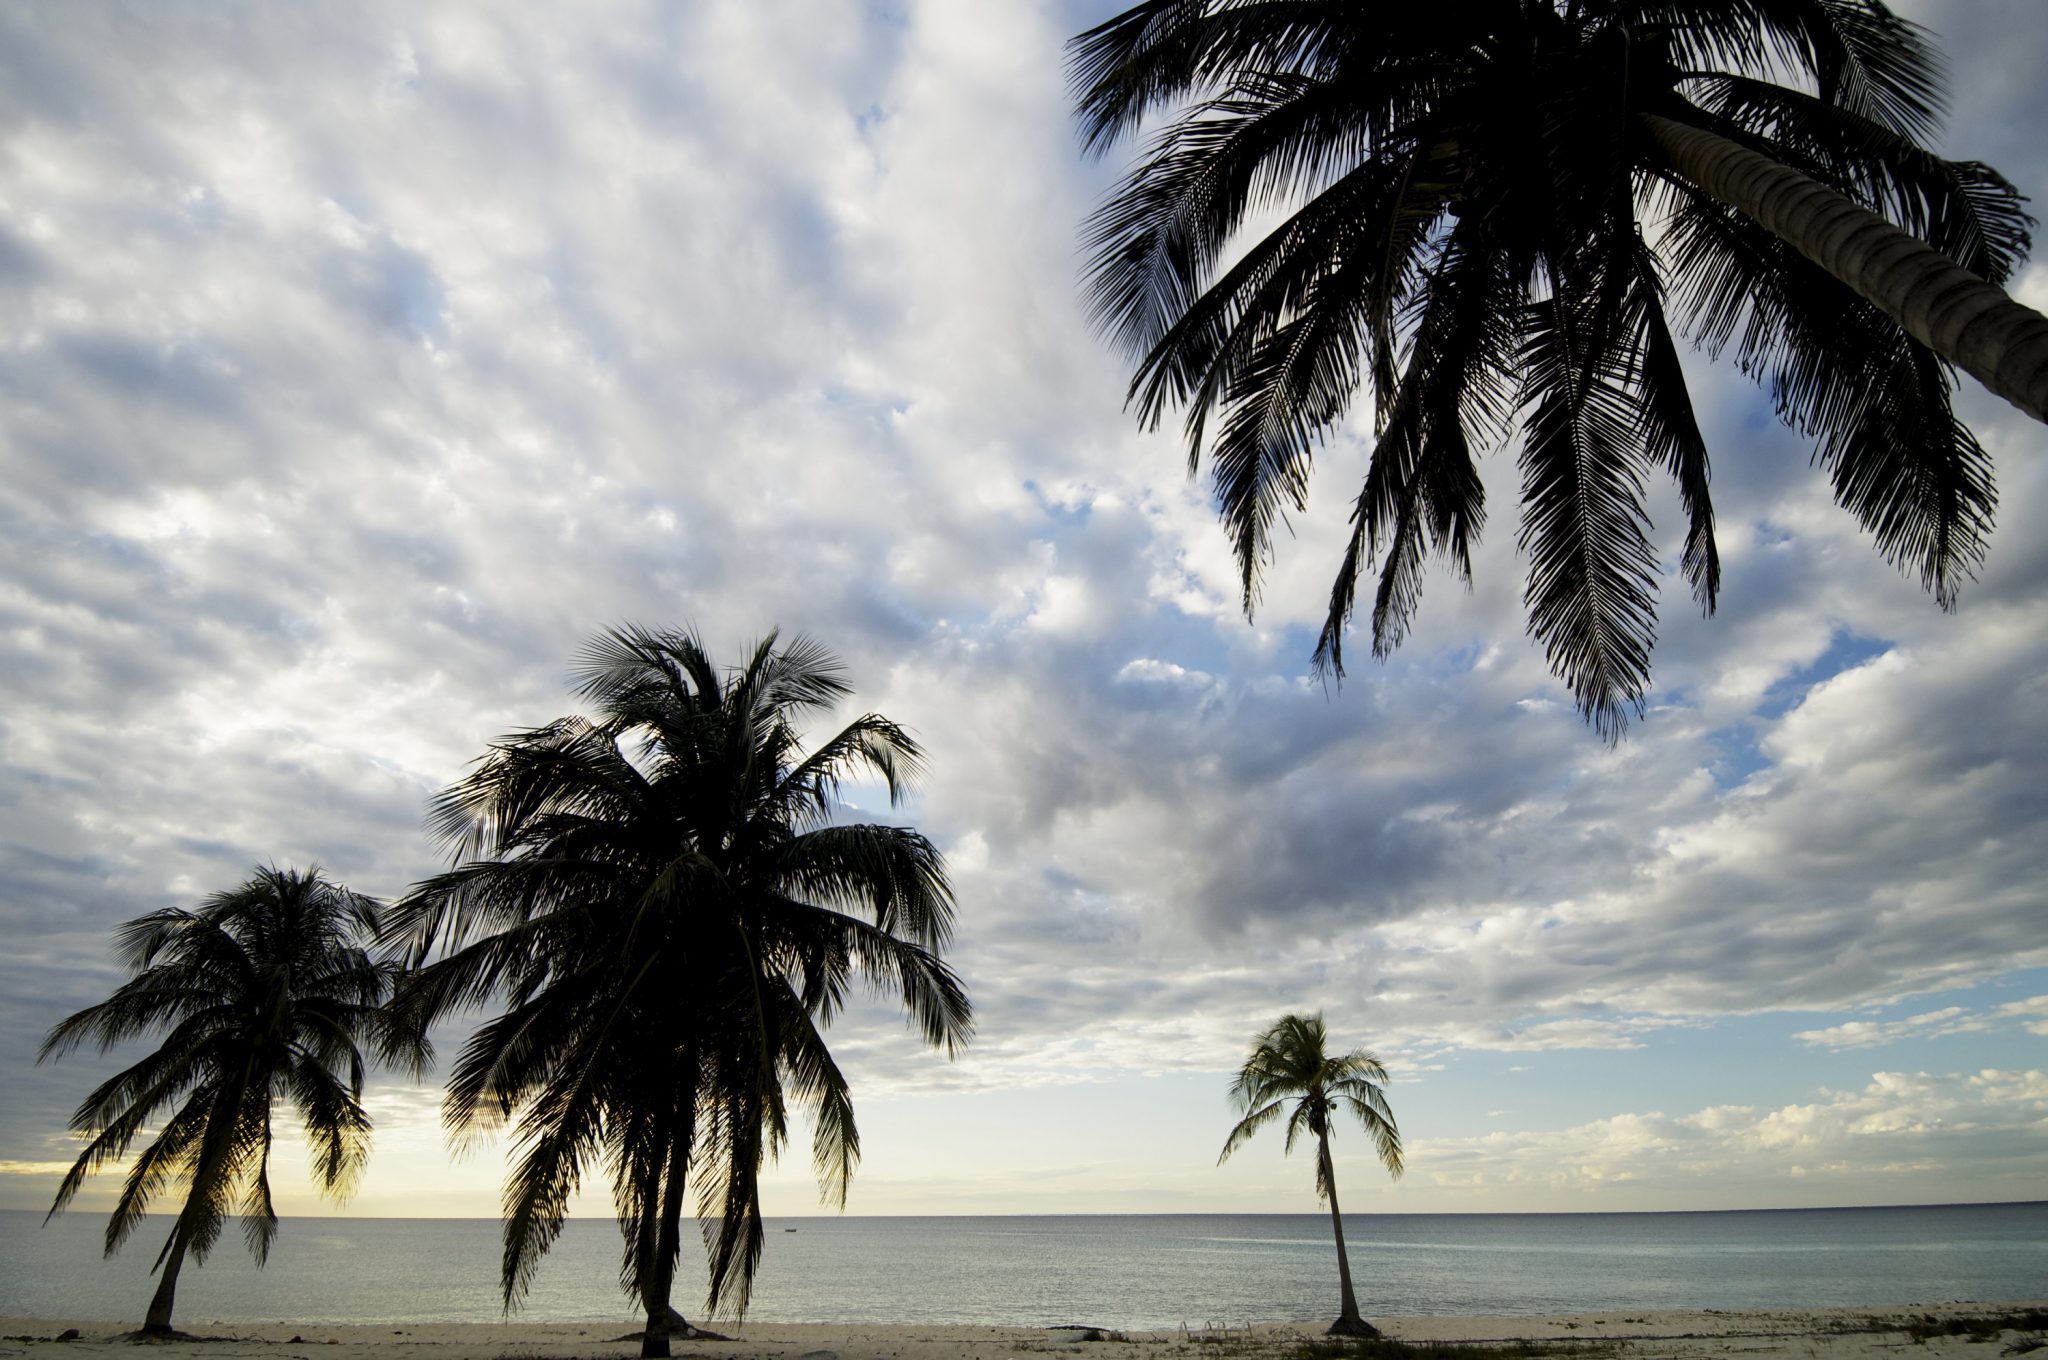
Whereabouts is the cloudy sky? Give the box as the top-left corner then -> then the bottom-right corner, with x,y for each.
2,1 -> 2044,1232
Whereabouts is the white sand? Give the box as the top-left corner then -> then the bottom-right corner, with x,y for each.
4,1305 -> 2044,1359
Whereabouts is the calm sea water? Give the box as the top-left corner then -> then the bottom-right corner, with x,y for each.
2,1205 -> 2043,1330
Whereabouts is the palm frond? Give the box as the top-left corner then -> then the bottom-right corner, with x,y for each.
1624,235 -> 1720,614
778,713 -> 929,819
696,1077 -> 772,1319
1071,1 -> 1374,155
1218,1098 -> 1286,1164
1516,234 -> 1663,742
238,1106 -> 277,1264
1316,213 -> 1514,675
1661,180 -> 1996,602
1643,0 -> 1945,141
769,824 -> 958,951
497,1073 -> 604,1310
775,1004 -> 859,1206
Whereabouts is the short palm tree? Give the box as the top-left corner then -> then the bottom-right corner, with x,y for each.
383,625 -> 971,1358
39,865 -> 402,1336
1073,1 -> 2045,738
1220,1013 -> 1402,1337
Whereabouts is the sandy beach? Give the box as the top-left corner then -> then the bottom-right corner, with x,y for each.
5,1306 -> 2045,1360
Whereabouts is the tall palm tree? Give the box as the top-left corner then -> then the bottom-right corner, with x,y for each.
38,865 -> 402,1337
1072,0 -> 2044,739
383,625 -> 971,1359
1219,1012 -> 1402,1337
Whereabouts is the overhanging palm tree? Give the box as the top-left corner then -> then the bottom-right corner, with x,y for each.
383,625 -> 972,1359
1219,1012 -> 1402,1337
39,865 -> 403,1337
1072,0 -> 2045,739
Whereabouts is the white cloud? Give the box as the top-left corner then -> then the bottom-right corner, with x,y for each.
1116,658 -> 1215,689
1994,996 -> 2048,1037
1795,997 -> 2048,1050
1448,1017 -> 1684,1053
1411,1070 -> 2048,1204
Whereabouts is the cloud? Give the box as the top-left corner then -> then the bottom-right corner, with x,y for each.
0,1160 -> 79,1177
1794,999 -> 2048,1050
1453,1017 -> 1688,1053
1995,996 -> 2048,1036
1412,1069 -> 2048,1203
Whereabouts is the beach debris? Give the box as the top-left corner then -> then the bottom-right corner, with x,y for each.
56,1329 -> 80,1342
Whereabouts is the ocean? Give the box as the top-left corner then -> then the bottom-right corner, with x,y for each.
2,1204 -> 2043,1331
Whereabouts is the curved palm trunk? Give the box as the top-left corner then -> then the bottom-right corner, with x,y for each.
142,1218 -> 193,1335
144,1078 -> 252,1336
1317,1132 -> 1378,1339
1643,114 -> 2048,424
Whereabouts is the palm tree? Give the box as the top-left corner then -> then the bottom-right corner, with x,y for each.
382,625 -> 972,1359
1219,1012 -> 1402,1337
1072,1 -> 2045,739
38,865 -> 403,1337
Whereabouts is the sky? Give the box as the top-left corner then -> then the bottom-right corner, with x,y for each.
1,0 -> 2044,1232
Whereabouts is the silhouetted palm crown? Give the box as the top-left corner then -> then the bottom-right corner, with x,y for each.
1074,0 -> 2031,737
1221,1013 -> 1402,1183
40,866 -> 397,1332
385,627 -> 970,1332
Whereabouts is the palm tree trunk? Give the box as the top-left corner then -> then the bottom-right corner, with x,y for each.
144,1082 -> 249,1337
1643,113 -> 2048,424
1318,1133 -> 1378,1338
633,1205 -> 660,1334
143,1220 -> 191,1335
640,1142 -> 692,1360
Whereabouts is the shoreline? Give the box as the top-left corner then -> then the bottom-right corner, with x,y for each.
6,1304 -> 2046,1358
